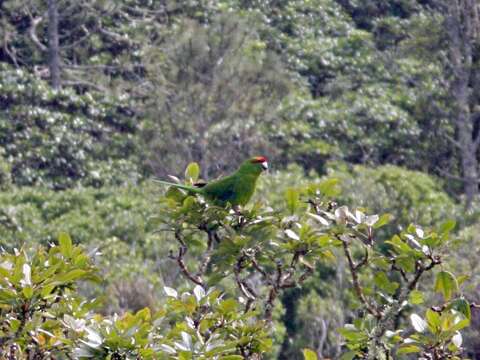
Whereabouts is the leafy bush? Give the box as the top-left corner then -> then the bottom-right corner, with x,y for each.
0,184 -> 174,314
329,163 -> 458,229
156,162 -> 472,359
0,64 -> 140,189
0,235 -> 272,359
0,149 -> 11,190
0,162 -> 474,358
0,233 -> 98,358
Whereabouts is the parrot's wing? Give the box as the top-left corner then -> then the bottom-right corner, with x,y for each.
215,189 -> 235,202
202,175 -> 237,204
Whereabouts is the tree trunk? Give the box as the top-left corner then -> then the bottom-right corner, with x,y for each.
445,0 -> 480,208
47,0 -> 60,89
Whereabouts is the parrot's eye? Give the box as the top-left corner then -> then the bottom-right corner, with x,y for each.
261,161 -> 268,170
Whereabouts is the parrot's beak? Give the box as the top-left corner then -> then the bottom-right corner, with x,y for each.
261,161 -> 268,171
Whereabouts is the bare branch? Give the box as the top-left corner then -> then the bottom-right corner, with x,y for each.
25,8 -> 48,52
233,254 -> 257,313
1,20 -> 20,67
435,166 -> 479,184
443,133 -> 462,149
391,261 -> 409,282
168,231 -> 204,287
354,248 -> 369,271
407,256 -> 441,291
340,236 -> 381,318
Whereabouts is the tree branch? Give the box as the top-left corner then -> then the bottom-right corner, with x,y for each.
26,8 -> 48,52
408,256 -> 441,291
340,237 -> 381,318
168,230 -> 204,287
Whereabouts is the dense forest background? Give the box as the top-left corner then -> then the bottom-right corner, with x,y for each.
1,0 -> 480,359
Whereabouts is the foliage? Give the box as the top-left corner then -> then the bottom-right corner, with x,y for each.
0,149 -> 11,190
0,183 -> 174,314
1,0 -> 480,358
157,162 -> 472,359
1,161 -> 476,358
329,163 -> 459,230
141,14 -> 292,177
0,233 -> 98,358
0,64 -> 139,188
0,236 -> 271,359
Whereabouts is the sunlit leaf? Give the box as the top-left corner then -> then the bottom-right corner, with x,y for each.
409,290 -> 424,305
302,348 -> 318,360
373,213 -> 392,228
439,219 -> 456,234
452,332 -> 462,347
435,271 -> 458,301
397,344 -> 422,354
58,232 -> 73,258
410,313 -> 427,332
164,286 -> 178,298
285,229 -> 300,241
185,162 -> 200,183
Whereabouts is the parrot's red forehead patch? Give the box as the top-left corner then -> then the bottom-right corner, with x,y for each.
251,156 -> 268,163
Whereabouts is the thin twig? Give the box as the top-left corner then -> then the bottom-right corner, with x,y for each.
168,231 -> 204,287
408,256 -> 441,291
340,236 -> 381,318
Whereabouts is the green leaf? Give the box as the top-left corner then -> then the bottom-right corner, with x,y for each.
219,356 -> 244,360
456,274 -> 470,285
338,327 -> 368,342
9,319 -> 21,332
373,213 -> 393,228
0,289 -> 17,302
41,284 -> 55,298
425,309 -> 441,334
219,298 -> 238,314
397,344 -> 422,354
166,187 -> 187,202
439,219 -> 456,234
340,351 -> 357,360
435,271 -> 458,301
385,235 -> 412,254
22,286 -> 34,299
317,178 -> 340,197
409,290 -> 424,305
451,318 -> 470,332
285,188 -> 300,214
302,349 -> 318,360
395,255 -> 416,272
451,298 -> 471,320
55,269 -> 87,284
58,232 -> 73,258
374,272 -> 399,295
185,162 -> 200,182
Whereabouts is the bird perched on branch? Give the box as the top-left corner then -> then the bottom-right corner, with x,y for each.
154,156 -> 268,207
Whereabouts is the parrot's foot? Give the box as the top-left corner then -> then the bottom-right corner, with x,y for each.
230,206 -> 248,228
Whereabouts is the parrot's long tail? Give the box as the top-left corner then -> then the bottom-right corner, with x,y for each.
152,179 -> 203,194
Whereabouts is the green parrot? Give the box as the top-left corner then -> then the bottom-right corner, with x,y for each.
155,156 -> 268,206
